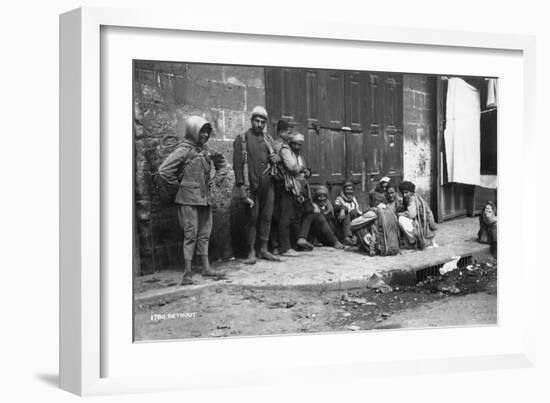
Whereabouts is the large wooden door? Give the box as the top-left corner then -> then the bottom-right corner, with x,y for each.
266,67 -> 403,205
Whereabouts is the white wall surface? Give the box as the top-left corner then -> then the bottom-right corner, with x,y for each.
0,0 -> 548,402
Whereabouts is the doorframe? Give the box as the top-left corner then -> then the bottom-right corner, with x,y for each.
435,76 -> 444,223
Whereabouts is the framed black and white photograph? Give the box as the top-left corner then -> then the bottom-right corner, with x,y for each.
132,60 -> 499,342
59,7 -> 537,396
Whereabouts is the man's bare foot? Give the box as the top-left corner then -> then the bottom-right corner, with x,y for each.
296,237 -> 314,251
333,241 -> 345,249
181,273 -> 194,285
279,248 -> 300,257
258,249 -> 281,261
202,268 -> 226,278
244,250 -> 257,265
343,236 -> 354,246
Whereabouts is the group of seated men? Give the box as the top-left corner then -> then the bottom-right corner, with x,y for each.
232,106 -> 438,264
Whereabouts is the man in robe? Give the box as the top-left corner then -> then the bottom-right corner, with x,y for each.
397,181 -> 437,250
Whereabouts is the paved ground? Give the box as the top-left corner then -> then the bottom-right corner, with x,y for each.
135,217 -> 491,303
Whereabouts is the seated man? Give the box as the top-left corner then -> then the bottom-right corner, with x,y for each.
369,176 -> 390,207
384,185 -> 403,215
296,186 -> 344,250
477,201 -> 497,258
350,187 -> 401,257
350,210 -> 379,256
334,182 -> 362,246
397,181 -> 437,250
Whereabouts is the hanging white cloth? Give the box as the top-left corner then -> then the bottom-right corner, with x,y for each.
486,78 -> 498,108
444,78 -> 481,186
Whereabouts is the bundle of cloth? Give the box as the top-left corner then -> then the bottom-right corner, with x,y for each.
350,205 -> 401,256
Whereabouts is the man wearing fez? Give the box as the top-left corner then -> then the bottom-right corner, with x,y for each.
233,106 -> 281,264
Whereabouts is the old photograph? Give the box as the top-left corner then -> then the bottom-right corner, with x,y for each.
132,61 -> 498,341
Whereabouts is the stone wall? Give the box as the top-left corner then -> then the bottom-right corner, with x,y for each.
134,61 -> 265,274
402,74 -> 437,207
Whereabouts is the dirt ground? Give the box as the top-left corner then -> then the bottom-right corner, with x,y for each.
134,262 -> 497,341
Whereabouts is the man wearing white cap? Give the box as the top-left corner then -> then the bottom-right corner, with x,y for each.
233,106 -> 281,264
369,176 -> 391,208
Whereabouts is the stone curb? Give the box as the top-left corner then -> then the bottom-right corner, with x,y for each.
135,245 -> 492,304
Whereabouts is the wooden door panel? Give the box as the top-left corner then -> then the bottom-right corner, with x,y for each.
345,72 -> 365,187
303,69 -> 324,184
383,74 -> 403,129
280,68 -> 298,122
322,70 -> 346,129
441,183 -> 469,220
305,127 -> 324,185
382,74 -> 403,180
266,67 -> 404,205
305,70 -> 320,129
383,129 -> 402,176
325,128 -> 346,184
318,70 -> 346,185
265,68 -> 302,128
364,72 -> 386,192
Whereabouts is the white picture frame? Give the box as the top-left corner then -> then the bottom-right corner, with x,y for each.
60,6 -> 537,396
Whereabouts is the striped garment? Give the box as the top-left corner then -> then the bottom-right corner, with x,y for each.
335,193 -> 362,215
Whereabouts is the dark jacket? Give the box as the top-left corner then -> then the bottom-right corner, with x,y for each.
158,117 -> 227,206
233,129 -> 273,191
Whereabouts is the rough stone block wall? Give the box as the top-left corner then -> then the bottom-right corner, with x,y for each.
134,61 -> 265,275
402,74 -> 437,207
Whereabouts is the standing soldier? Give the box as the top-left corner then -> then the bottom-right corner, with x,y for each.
233,106 -> 281,264
158,116 -> 228,285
